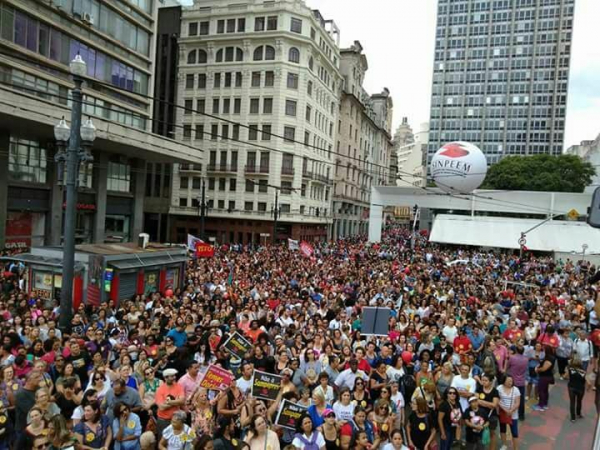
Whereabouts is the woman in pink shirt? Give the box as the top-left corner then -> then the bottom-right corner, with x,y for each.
492,338 -> 508,374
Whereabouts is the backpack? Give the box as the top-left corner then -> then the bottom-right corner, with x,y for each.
574,339 -> 593,359
400,373 -> 417,401
294,432 -> 319,450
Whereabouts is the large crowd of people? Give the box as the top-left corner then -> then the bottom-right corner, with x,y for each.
0,226 -> 599,450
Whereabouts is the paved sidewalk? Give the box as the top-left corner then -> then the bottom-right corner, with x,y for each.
518,380 -> 596,449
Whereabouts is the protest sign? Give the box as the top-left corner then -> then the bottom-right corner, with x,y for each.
275,400 -> 307,430
222,331 -> 253,359
361,307 -> 391,336
199,364 -> 234,390
251,370 -> 281,400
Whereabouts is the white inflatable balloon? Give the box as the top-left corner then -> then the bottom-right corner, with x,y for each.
430,142 -> 487,193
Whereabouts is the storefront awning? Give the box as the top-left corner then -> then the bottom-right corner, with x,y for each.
108,255 -> 188,270
1,254 -> 85,271
430,214 -> 600,253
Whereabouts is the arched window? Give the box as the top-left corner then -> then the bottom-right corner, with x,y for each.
253,46 -> 264,61
265,45 -> 275,60
289,47 -> 300,63
236,48 -> 244,61
308,57 -> 314,71
198,49 -> 207,63
187,50 -> 197,64
215,49 -> 223,63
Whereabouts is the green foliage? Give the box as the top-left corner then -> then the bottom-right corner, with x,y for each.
481,154 -> 596,193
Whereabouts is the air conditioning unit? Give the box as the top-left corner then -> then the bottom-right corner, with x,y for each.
82,13 -> 94,25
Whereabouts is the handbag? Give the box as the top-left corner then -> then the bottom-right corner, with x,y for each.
499,387 -> 514,425
481,427 -> 491,446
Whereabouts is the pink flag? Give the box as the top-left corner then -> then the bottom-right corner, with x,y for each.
300,241 -> 314,258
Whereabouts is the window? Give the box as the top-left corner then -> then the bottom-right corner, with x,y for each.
179,198 -> 188,207
224,72 -> 232,87
237,18 -> 246,32
255,17 -> 265,31
258,180 -> 268,193
244,202 -> 253,211
289,47 -> 300,63
183,125 -> 192,140
189,22 -> 198,36
258,202 -> 267,212
218,200 -> 225,209
308,57 -> 314,71
281,181 -> 292,194
212,98 -> 219,114
291,18 -> 302,33
262,124 -> 271,141
107,161 -> 131,192
198,74 -> 206,89
305,105 -> 311,122
197,99 -> 205,113
307,80 -> 313,96
280,204 -> 291,213
252,72 -> 261,87
184,99 -> 193,114
216,47 -> 243,63
230,179 -> 237,191
248,125 -> 259,140
214,73 -> 221,88
263,97 -> 273,114
265,46 -> 275,60
284,126 -> 295,142
223,98 -> 230,114
198,50 -> 207,63
250,98 -> 260,114
227,19 -> 235,33
265,71 -> 275,87
187,50 -> 197,64
8,138 -> 47,183
208,178 -> 215,190
211,124 -> 218,140
287,73 -> 298,89
253,47 -> 263,61
195,124 -> 204,140
228,200 -> 235,211
200,21 -> 209,35
217,20 -> 225,33
219,178 -> 226,191
245,179 -> 254,193
235,72 -> 243,87
267,16 -> 278,30
285,99 -> 297,116
193,177 -> 201,189
234,98 -> 241,114
185,74 -> 194,89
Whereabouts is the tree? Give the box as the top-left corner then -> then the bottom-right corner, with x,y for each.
481,154 -> 595,193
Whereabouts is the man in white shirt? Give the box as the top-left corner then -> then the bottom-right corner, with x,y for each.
451,363 -> 477,411
574,328 -> 594,371
335,359 -> 368,390
442,318 -> 459,343
236,362 -> 254,395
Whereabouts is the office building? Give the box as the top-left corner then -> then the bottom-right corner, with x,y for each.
396,120 -> 428,188
565,134 -> 600,192
428,0 -> 575,164
170,0 -> 342,244
333,41 -> 394,239
0,0 -> 201,250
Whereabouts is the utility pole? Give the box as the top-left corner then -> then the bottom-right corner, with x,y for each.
53,55 -> 96,331
199,179 -> 207,239
272,189 -> 279,245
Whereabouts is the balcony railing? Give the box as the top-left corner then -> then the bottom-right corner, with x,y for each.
180,163 -> 202,172
281,166 -> 295,176
245,165 -> 270,174
207,164 -> 238,173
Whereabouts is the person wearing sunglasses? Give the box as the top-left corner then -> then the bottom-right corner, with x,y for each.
438,388 -> 462,450
112,402 -> 142,450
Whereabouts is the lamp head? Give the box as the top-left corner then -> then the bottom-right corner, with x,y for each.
81,118 -> 97,143
70,54 -> 87,77
54,117 -> 70,142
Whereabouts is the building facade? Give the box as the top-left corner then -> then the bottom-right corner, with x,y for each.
0,0 -> 201,251
170,0 -> 342,244
427,0 -> 575,164
333,41 -> 393,239
565,134 -> 600,192
396,120 -> 428,188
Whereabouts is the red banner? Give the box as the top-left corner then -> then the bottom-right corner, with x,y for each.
300,241 -> 314,258
199,364 -> 234,390
195,242 -> 215,258
4,212 -> 32,251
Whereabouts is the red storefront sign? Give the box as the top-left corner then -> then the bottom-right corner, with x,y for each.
4,212 -> 32,251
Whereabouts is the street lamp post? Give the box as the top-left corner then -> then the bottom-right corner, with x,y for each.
54,55 -> 96,331
583,243 -> 589,262
198,179 -> 208,240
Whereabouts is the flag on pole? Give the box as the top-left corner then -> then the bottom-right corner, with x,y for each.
300,241 -> 314,258
187,234 -> 204,251
288,238 -> 299,251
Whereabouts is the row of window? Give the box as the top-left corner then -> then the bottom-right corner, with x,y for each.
0,5 -> 149,94
187,15 -> 304,37
186,46 -> 307,66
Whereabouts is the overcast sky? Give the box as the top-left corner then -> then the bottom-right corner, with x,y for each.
182,0 -> 600,150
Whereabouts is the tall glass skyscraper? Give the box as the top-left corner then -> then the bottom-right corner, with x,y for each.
427,0 -> 575,164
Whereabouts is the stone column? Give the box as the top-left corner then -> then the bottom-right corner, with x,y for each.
0,131 -> 9,250
93,152 -> 108,243
132,158 -> 146,239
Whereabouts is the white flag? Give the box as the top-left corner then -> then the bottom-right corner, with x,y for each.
187,234 -> 204,251
288,238 -> 299,251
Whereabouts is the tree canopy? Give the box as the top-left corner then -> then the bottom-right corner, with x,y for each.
481,154 -> 595,193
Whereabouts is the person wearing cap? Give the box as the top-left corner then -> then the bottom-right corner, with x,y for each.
320,408 -> 339,448
155,368 -> 184,437
463,396 -> 488,450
